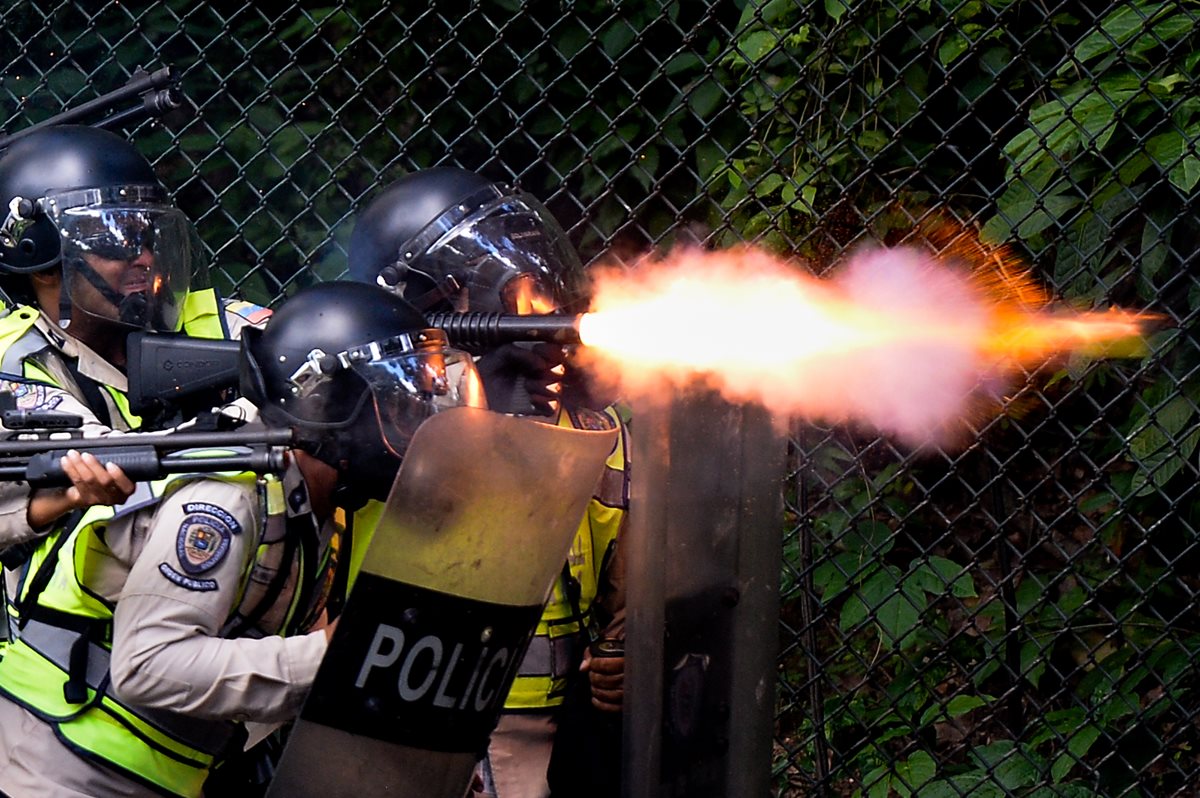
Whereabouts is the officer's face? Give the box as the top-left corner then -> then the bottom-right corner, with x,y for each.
72,247 -> 156,318
89,247 -> 153,288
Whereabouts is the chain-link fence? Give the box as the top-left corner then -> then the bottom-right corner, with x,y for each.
3,1 -> 1197,796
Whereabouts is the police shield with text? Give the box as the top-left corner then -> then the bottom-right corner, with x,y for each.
263,292 -> 617,795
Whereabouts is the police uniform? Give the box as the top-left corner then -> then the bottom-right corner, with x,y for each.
0,292 -> 271,593
0,454 -> 337,798
482,403 -> 629,798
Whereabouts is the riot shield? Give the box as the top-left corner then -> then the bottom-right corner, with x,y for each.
267,406 -> 616,798
623,390 -> 785,798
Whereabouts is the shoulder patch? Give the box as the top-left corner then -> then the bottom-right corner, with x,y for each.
174,503 -> 240,576
5,381 -> 63,412
182,502 -> 244,536
567,407 -> 616,432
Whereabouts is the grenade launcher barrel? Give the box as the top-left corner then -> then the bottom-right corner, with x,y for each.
425,312 -> 583,350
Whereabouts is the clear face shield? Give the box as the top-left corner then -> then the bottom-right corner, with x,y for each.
44,186 -> 208,332
287,330 -> 487,459
394,189 -> 586,315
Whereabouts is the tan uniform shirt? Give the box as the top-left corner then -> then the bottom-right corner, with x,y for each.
0,465 -> 329,798
0,305 -> 268,585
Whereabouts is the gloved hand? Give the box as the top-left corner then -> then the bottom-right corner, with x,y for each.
475,342 -> 566,416
580,642 -> 624,713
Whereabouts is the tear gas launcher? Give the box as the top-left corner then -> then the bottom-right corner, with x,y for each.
423,312 -> 584,350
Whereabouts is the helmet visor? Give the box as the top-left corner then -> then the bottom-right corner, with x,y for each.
404,192 -> 585,314
349,340 -> 486,457
45,186 -> 207,332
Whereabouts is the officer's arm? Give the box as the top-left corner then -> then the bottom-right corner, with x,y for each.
585,521 -> 627,712
109,479 -> 328,724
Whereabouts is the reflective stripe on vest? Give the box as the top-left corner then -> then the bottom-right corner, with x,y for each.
517,632 -> 587,680
0,471 -> 269,797
504,405 -> 629,710
0,639 -> 215,797
17,617 -> 233,755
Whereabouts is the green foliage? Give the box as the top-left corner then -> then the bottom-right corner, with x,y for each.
700,0 -> 1021,261
984,1 -> 1200,305
768,2 -> 1199,794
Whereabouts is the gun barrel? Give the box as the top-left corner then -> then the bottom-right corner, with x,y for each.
0,66 -> 178,150
426,312 -> 583,350
94,87 -> 185,132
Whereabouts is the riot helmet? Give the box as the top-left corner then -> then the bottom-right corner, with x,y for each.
347,167 -> 585,315
0,125 -> 205,332
240,281 -> 486,501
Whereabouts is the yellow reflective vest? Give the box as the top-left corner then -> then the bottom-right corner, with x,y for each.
504,404 -> 629,710
0,474 -> 246,796
0,287 -> 230,428
0,468 -> 324,797
0,288 -> 247,629
0,303 -> 140,429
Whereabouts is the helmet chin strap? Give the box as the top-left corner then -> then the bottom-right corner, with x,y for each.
71,258 -> 150,328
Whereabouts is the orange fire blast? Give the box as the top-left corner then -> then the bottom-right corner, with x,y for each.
571,243 -> 1155,447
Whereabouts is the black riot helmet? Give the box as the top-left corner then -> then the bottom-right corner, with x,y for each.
347,167 -> 586,315
240,281 -> 486,502
0,125 -> 205,332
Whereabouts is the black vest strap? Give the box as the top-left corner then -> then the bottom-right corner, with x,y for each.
16,510 -> 83,630
226,529 -> 298,640
58,353 -> 114,429
323,511 -> 353,621
561,561 -> 592,641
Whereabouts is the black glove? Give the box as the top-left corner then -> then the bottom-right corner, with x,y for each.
475,342 -> 565,416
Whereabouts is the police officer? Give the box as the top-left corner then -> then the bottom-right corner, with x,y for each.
0,126 -> 271,569
349,168 -> 628,798
0,280 -> 484,797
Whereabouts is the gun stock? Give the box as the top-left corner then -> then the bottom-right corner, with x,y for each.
126,332 -> 242,418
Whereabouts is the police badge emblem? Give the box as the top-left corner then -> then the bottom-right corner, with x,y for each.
159,502 -> 243,592
179,521 -> 227,573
